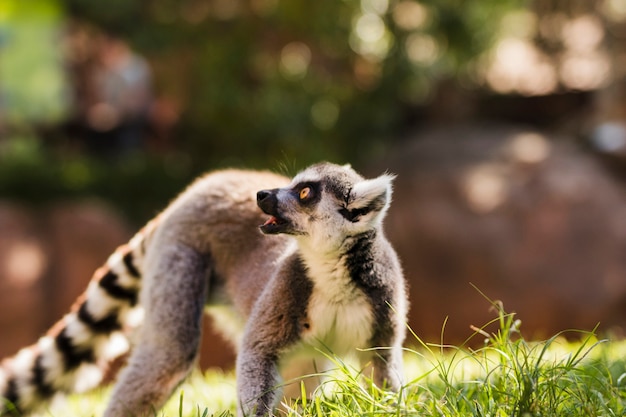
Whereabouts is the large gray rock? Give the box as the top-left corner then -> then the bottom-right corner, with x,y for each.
376,125 -> 626,344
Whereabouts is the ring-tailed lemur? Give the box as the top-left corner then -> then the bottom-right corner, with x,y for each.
0,162 -> 407,417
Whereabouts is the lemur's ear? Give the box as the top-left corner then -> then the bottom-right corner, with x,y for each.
341,173 -> 395,223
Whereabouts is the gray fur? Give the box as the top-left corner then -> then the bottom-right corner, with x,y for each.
0,163 -> 407,417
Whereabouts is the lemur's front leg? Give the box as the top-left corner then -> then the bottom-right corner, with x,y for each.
236,304 -> 302,417
236,255 -> 312,416
236,345 -> 282,416
371,342 -> 404,391
367,285 -> 406,393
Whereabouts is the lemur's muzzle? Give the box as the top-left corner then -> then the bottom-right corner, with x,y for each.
257,189 -> 289,234
257,189 -> 277,214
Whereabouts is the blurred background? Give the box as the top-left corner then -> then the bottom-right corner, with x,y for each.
2,0 -> 626,369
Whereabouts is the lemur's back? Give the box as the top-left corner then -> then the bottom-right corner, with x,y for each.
147,169 -> 292,315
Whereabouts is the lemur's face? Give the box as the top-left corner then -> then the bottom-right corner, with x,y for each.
257,162 -> 394,247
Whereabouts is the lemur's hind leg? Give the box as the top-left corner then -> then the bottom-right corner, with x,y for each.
104,244 -> 208,417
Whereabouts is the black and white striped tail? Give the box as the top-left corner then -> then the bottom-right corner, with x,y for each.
0,221 -> 155,415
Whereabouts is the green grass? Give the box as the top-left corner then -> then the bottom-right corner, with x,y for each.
48,303 -> 626,417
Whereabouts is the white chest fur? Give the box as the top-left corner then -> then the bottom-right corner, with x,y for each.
300,252 -> 374,356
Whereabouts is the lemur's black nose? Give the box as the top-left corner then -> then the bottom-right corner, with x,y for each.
257,189 -> 278,214
257,190 -> 271,204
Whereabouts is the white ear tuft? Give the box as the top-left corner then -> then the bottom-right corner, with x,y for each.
348,173 -> 395,212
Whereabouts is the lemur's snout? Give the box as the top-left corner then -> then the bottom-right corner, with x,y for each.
257,189 -> 289,234
256,189 -> 278,215
256,189 -> 272,204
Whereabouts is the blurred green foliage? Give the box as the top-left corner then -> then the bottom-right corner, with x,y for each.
0,136 -> 192,223
62,0 -> 524,167
0,0 -> 70,124
0,0 -> 525,223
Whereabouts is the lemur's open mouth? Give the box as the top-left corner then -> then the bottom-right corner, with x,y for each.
263,216 -> 280,227
260,214 -> 288,234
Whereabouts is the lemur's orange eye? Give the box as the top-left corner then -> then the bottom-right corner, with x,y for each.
299,187 -> 311,200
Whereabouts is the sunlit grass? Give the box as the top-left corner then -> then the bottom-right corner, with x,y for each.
45,303 -> 626,417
